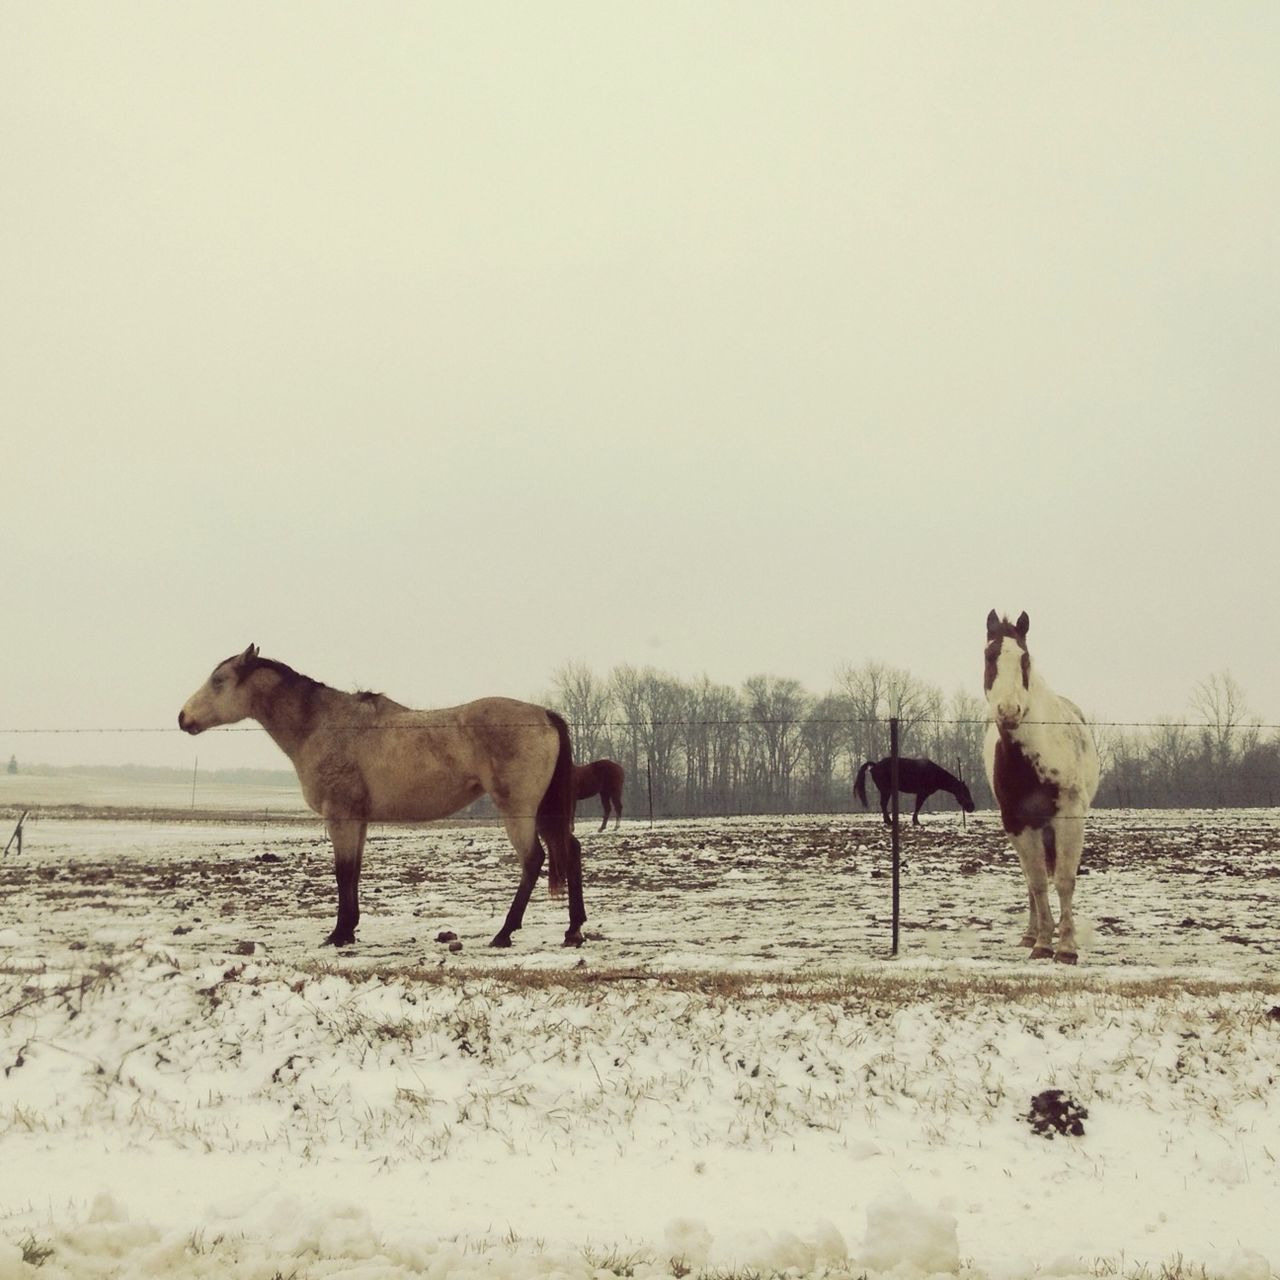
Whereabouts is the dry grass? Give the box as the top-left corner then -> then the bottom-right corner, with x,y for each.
293,960 -> 1280,1008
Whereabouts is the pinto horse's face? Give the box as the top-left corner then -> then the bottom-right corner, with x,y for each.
178,644 -> 260,734
984,610 -> 1032,732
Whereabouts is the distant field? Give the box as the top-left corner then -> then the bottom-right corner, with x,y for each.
0,769 -> 309,817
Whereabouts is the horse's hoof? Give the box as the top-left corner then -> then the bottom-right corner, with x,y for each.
562,933 -> 583,948
1054,951 -> 1079,966
489,934 -> 513,949
323,931 -> 355,947
1029,946 -> 1055,960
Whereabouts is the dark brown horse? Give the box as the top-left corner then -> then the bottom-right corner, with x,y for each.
853,756 -> 976,826
179,645 -> 584,949
571,759 -> 624,831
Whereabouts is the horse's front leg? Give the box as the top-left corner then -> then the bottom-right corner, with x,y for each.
1050,814 -> 1086,964
1010,829 -> 1055,958
1021,886 -> 1039,949
324,819 -> 367,947
912,792 -> 928,826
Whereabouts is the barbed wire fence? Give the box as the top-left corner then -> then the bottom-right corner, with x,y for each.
3,710 -> 1279,822
6,716 -> 1280,733
6,713 -> 1280,956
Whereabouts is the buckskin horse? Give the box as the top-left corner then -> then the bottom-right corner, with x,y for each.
983,610 -> 1099,964
178,645 -> 584,949
853,756 -> 975,826
571,759 -> 624,831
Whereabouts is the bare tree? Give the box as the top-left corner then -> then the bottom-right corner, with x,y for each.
836,660 -> 941,768
1148,719 -> 1194,805
1192,671 -> 1259,804
1102,728 -> 1147,807
682,676 -> 742,815
801,693 -> 852,810
610,665 -> 686,815
1192,672 -> 1258,766
835,659 -> 892,766
923,689 -> 988,806
742,675 -> 810,810
549,662 -> 615,763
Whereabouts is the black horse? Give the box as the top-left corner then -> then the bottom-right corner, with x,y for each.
853,756 -> 976,826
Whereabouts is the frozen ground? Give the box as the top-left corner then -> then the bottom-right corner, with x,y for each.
2,810 -> 1279,1278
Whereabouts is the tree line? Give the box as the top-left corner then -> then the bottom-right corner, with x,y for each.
546,663 -> 1280,818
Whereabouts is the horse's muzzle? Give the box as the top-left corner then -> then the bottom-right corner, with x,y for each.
995,703 -> 1025,733
178,710 -> 202,734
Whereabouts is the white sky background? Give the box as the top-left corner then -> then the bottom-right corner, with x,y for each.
2,2 -> 1278,771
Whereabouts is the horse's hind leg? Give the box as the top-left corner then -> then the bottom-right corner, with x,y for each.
324,819 -> 367,947
597,799 -> 609,833
491,813 -> 543,948
564,834 -> 586,947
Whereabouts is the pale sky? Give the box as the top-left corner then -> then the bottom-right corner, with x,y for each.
3,2 -> 1278,772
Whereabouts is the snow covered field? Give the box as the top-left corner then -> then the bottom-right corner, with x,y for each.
2,810 -> 1279,1279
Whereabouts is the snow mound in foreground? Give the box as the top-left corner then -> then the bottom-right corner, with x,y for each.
4,1192 -> 1274,1280
861,1191 -> 960,1274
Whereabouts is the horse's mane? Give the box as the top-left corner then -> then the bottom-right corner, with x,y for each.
355,689 -> 410,712
238,655 -> 407,710
237,655 -> 326,691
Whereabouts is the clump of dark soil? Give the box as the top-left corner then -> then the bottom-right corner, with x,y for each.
1026,1089 -> 1088,1138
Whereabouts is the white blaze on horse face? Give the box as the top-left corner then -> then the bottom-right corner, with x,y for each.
987,638 -> 1030,731
178,662 -> 255,734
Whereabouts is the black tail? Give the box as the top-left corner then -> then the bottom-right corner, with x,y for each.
537,710 -> 576,897
853,761 -> 873,808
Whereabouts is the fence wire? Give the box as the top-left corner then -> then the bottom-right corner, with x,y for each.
4,714 -> 1277,827
4,716 -> 1280,733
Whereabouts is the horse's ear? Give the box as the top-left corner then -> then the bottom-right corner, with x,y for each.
986,609 -> 1001,637
1015,611 -> 1030,637
238,644 -> 259,667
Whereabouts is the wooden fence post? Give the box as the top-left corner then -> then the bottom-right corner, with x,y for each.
4,809 -> 29,858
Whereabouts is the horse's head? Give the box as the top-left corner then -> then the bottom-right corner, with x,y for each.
955,779 -> 977,813
984,609 -> 1031,732
178,644 -> 261,734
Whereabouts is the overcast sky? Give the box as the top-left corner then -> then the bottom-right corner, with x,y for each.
3,2 -> 1278,772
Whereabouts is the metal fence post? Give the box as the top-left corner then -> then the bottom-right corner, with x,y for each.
890,717 -> 900,956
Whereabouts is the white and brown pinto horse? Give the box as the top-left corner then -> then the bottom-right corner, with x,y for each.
983,611 -> 1099,964
179,646 -> 584,949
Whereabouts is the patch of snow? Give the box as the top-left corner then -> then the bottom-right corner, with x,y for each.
1,813 -> 1279,1277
